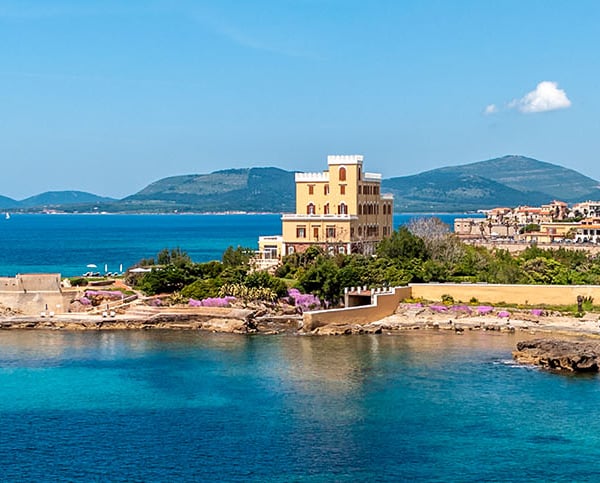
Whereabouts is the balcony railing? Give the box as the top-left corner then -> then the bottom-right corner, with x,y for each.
281,214 -> 358,221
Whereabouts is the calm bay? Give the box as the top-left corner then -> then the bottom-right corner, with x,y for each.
2,331 -> 600,481
3,212 -> 595,482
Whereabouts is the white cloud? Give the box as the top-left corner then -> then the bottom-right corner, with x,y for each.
484,104 -> 498,115
511,81 -> 571,113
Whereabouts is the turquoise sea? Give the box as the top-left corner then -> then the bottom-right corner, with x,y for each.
4,212 -> 589,482
0,213 -> 471,277
2,331 -> 600,482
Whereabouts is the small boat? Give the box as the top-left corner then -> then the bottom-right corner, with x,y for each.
5,213 -> 9,220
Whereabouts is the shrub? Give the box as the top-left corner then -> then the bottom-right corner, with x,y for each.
189,297 -> 236,308
429,304 -> 448,312
288,288 -> 321,313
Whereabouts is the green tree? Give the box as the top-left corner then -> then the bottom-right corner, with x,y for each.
376,226 -> 427,261
297,257 -> 341,305
222,246 -> 254,267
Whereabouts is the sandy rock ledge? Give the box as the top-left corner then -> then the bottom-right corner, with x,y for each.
513,338 -> 600,373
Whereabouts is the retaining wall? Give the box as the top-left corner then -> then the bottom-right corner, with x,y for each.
409,283 -> 600,306
302,283 -> 600,331
302,286 -> 411,331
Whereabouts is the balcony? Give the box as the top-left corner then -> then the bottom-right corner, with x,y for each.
363,172 -> 382,182
281,214 -> 358,221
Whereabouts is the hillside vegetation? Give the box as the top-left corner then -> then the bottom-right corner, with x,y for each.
2,155 -> 599,213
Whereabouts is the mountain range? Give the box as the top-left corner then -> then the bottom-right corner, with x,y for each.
2,155 -> 599,213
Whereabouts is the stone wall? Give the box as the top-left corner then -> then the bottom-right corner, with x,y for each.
302,283 -> 600,331
410,283 -> 600,306
0,274 -> 70,315
302,286 -> 411,331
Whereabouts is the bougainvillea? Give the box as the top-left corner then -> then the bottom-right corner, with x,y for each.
476,306 -> 494,315
531,308 -> 544,316
451,305 -> 472,314
429,305 -> 448,312
288,289 -> 321,313
497,310 -> 510,318
189,296 -> 236,308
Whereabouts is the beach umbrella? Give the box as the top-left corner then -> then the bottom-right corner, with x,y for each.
86,264 -> 97,268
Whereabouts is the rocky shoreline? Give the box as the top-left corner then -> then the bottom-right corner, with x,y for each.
4,303 -> 600,374
0,309 -> 302,335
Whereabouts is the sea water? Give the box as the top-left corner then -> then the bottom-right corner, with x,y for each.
0,213 -> 471,276
1,330 -> 600,482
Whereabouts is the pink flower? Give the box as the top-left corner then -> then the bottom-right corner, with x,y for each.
429,305 -> 448,312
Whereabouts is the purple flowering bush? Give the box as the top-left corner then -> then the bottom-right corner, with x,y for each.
451,305 -> 472,314
189,296 -> 236,308
79,296 -> 91,306
288,289 -> 321,313
429,305 -> 448,312
476,306 -> 494,315
531,308 -> 544,316
497,310 -> 510,318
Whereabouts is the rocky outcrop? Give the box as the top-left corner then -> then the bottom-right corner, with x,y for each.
311,323 -> 383,336
513,338 -> 600,373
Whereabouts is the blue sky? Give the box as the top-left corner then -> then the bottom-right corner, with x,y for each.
1,0 -> 599,199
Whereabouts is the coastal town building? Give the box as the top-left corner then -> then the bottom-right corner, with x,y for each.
570,201 -> 600,219
454,199 -> 600,249
255,155 -> 394,262
574,219 -> 600,243
521,222 -> 579,244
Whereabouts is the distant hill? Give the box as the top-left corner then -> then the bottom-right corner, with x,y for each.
2,155 -> 599,213
434,155 -> 600,202
381,171 -> 550,212
122,167 -> 296,212
382,155 -> 600,211
19,191 -> 116,208
0,195 -> 19,210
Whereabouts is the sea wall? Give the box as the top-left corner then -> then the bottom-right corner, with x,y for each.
302,286 -> 411,331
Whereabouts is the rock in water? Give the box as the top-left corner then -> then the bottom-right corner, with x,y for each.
513,339 -> 600,373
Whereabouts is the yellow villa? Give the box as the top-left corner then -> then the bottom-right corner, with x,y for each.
257,155 -> 394,261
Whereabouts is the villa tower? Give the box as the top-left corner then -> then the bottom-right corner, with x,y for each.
279,155 -> 394,256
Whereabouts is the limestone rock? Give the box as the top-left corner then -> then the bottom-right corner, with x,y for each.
513,338 -> 600,373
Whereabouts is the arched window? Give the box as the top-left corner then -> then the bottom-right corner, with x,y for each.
339,167 -> 346,181
338,202 -> 348,215
307,203 -> 315,215
358,204 -> 362,215
358,226 -> 362,236
324,203 -> 330,215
